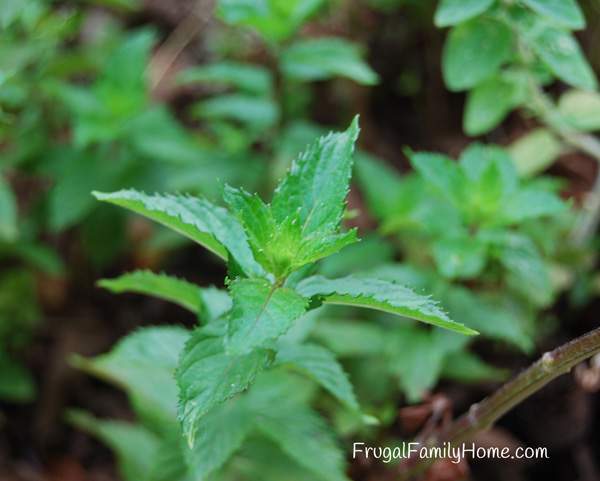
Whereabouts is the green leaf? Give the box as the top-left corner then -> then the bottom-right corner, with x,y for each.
386,326 -> 456,402
485,231 -> 553,307
49,150 -> 123,231
0,353 -> 35,402
434,0 -> 494,27
226,278 -> 308,354
72,326 -> 189,430
177,322 -> 272,446
527,24 -> 596,90
508,128 -> 563,177
67,410 -> 160,481
432,236 -> 486,279
281,38 -> 378,85
255,401 -> 349,481
500,188 -> 566,224
442,350 -> 508,383
521,0 -> 585,30
311,319 -> 386,357
0,175 -> 17,241
98,271 -> 204,314
464,74 -> 524,135
224,185 -> 358,277
442,285 -> 535,352
216,0 -> 325,42
184,398 -> 253,479
276,342 -> 359,411
558,89 -> 600,132
192,94 -> 279,129
177,62 -> 273,96
442,17 -> 513,91
295,275 -> 478,335
272,117 -> 360,236
354,152 -> 404,220
93,190 -> 265,277
408,151 -> 464,205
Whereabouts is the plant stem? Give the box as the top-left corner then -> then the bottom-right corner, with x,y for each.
528,82 -> 600,245
394,326 -> 600,480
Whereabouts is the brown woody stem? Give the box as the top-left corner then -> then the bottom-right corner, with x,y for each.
396,326 -> 600,480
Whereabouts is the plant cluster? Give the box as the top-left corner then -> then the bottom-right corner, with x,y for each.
70,119 -> 475,481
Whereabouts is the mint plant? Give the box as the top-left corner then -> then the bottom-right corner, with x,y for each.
71,119 -> 476,480
349,141 -> 573,402
436,0 -> 600,246
177,0 -> 378,187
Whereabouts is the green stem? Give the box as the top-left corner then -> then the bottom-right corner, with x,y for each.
394,326 -> 600,480
527,82 -> 600,245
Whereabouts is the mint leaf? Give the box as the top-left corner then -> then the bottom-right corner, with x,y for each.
0,175 -> 17,241
521,0 -> 585,30
558,89 -> 600,132
255,401 -> 349,481
464,75 -> 524,136
93,190 -> 264,277
216,0 -> 325,42
296,275 -> 478,335
271,117 -> 359,236
67,410 -> 160,481
442,17 -> 513,91
98,270 -> 205,314
281,38 -> 378,85
408,151 -> 465,205
442,350 -> 508,383
184,398 -> 253,478
526,23 -> 596,90
508,128 -> 562,177
225,184 -> 358,277
72,326 -> 188,430
276,342 -> 359,411
177,61 -> 273,96
434,0 -> 494,27
226,278 -> 308,354
177,322 -> 272,446
432,236 -> 486,279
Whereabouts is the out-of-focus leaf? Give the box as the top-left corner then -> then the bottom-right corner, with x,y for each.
464,74 -> 525,135
67,410 -> 159,481
177,62 -> 273,96
216,0 -> 325,43
192,94 -> 279,129
521,0 -> 585,30
442,350 -> 508,383
508,128 -> 563,177
73,326 -> 189,430
434,0 -> 494,27
524,21 -> 596,90
558,89 -> 600,132
281,38 -> 378,85
442,17 -> 513,91
432,235 -> 486,279
0,175 -> 17,241
0,353 -> 35,402
276,342 -> 359,411
311,319 -> 386,357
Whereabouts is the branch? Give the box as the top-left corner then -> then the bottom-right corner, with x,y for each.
527,83 -> 600,245
395,326 -> 600,480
